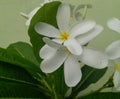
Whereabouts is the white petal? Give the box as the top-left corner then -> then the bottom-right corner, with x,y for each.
64,55 -> 82,87
53,38 -> 63,44
70,20 -> 96,38
78,48 -> 108,69
40,47 -> 67,73
26,18 -> 32,26
57,3 -> 70,32
35,22 -> 60,37
43,37 -> 62,49
113,70 -> 120,90
40,0 -> 53,6
28,7 -> 40,17
107,18 -> 120,33
76,25 -> 103,45
64,39 -> 83,55
26,7 -> 40,26
40,44 -> 56,59
106,40 -> 120,59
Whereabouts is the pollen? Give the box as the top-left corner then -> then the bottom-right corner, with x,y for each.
115,64 -> 120,71
60,32 -> 70,41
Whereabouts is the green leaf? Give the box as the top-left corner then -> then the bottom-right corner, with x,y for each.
0,47 -> 41,76
69,65 -> 107,98
7,41 -> 39,66
76,66 -> 107,91
81,92 -> 120,99
28,1 -> 61,62
0,61 -> 49,98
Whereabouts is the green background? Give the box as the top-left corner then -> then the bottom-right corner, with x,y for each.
0,0 -> 120,49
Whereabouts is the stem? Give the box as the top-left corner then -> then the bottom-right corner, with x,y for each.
20,12 -> 29,19
37,73 -> 52,92
52,85 -> 58,99
82,5 -> 88,20
42,78 -> 52,92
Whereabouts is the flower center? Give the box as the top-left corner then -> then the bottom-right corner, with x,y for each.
115,64 -> 120,71
60,32 -> 70,41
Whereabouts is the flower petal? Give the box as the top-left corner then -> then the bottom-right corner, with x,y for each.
107,18 -> 120,33
28,7 -> 40,17
64,55 -> 82,87
35,22 -> 60,37
26,7 -> 40,26
76,25 -> 103,45
70,20 -> 96,38
40,0 -> 53,6
40,47 -> 67,73
64,39 -> 83,55
78,48 -> 108,69
40,44 -> 56,59
113,70 -> 120,90
105,40 -> 120,59
43,37 -> 62,49
53,38 -> 63,44
57,3 -> 70,32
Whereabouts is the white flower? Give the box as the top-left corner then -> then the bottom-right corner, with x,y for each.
107,18 -> 120,90
35,3 -> 103,56
21,0 -> 53,26
107,17 -> 120,33
105,40 -> 120,90
40,37 -> 108,87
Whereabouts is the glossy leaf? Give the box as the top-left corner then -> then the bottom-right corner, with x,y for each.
75,66 -> 114,98
69,65 -> 107,98
0,61 -> 49,98
81,92 -> 120,99
7,42 -> 39,66
0,47 -> 41,76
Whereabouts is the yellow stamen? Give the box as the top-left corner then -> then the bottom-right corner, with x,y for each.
115,64 -> 120,71
60,32 -> 70,41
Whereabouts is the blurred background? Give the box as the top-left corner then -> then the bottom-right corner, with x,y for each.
0,0 -> 120,49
